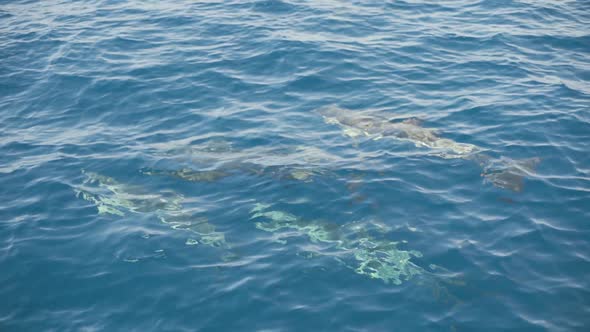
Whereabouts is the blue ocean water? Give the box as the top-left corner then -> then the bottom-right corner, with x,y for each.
1,0 -> 589,331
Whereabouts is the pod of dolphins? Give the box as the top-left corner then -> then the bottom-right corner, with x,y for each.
74,105 -> 540,291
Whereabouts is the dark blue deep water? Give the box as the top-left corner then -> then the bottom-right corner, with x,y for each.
1,1 -> 589,331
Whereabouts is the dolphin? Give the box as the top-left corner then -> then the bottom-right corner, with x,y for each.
249,202 -> 465,306
140,144 -> 341,184
250,203 -> 423,285
74,170 -> 227,248
140,167 -> 231,182
317,105 -> 540,192
318,105 -> 479,157
141,164 -> 324,183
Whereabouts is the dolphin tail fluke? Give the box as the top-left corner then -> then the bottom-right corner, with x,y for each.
481,157 -> 541,192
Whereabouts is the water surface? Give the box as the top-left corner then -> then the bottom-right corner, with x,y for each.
1,0 -> 589,331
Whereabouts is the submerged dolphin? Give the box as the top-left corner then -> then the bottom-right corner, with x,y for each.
140,145 -> 340,184
317,105 -> 540,192
74,170 -> 227,248
250,203 -> 424,285
141,164 -> 323,183
249,202 -> 465,306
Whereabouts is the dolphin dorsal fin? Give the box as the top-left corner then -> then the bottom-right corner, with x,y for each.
401,117 -> 424,126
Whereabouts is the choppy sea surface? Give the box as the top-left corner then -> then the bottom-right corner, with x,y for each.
1,0 -> 590,331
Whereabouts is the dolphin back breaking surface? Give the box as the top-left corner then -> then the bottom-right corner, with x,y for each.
317,105 -> 540,192
317,105 -> 479,157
